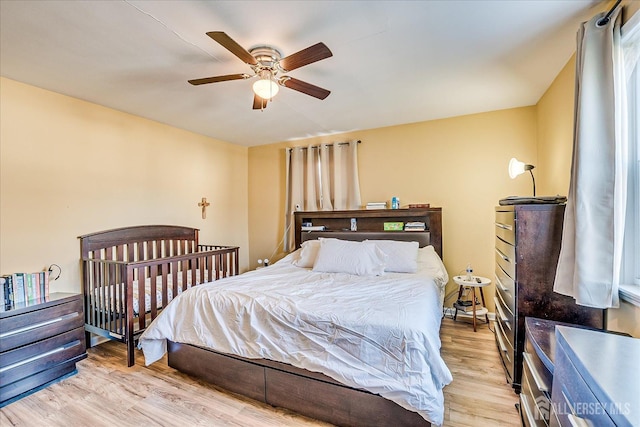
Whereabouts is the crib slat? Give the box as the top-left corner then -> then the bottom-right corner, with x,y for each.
171,260 -> 178,301
150,264 -> 158,319
127,243 -> 134,263
161,263 -> 168,309
181,260 -> 188,292
222,252 -> 228,278
125,266 -> 135,366
137,266 -> 145,331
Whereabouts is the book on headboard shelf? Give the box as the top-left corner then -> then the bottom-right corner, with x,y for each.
407,203 -> 430,209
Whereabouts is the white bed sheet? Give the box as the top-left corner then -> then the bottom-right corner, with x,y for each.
139,245 -> 453,425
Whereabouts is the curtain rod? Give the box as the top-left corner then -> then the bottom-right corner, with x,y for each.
286,140 -> 361,152
598,0 -> 621,26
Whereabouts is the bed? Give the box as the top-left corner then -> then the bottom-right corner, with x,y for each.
139,208 -> 452,426
79,225 -> 239,367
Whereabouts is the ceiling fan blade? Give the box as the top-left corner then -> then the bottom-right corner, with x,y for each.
279,42 -> 332,72
253,94 -> 268,110
280,77 -> 330,100
188,74 -> 249,85
207,31 -> 258,66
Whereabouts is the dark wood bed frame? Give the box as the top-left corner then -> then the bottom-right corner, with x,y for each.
166,208 -> 443,427
79,225 -> 239,367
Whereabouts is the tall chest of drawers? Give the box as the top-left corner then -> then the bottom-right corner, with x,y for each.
0,292 -> 87,406
493,204 -> 604,393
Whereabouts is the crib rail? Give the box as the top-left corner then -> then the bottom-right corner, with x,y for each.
82,244 -> 239,366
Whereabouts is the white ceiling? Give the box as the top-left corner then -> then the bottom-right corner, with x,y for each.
0,0 -> 603,147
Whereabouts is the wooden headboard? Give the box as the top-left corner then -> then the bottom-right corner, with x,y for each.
294,208 -> 443,259
79,225 -> 200,261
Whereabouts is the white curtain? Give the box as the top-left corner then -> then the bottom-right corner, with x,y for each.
283,141 -> 362,251
554,5 -> 638,308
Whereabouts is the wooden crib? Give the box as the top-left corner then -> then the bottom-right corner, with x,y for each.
79,225 -> 239,366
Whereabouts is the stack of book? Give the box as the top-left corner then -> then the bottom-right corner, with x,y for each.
1,271 -> 51,310
365,202 -> 388,210
404,221 -> 426,231
301,224 -> 326,231
453,299 -> 481,313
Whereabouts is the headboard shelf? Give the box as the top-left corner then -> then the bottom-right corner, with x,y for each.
294,208 -> 442,258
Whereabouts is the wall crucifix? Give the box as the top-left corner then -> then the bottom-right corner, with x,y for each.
198,197 -> 210,219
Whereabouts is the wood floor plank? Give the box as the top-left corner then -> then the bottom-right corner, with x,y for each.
0,317 -> 520,426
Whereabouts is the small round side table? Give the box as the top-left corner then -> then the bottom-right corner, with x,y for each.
452,275 -> 491,332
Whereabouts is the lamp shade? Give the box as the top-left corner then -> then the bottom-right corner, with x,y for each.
508,157 -> 534,179
508,157 -> 536,196
253,72 -> 279,100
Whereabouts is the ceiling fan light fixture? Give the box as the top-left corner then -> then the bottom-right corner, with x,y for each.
253,71 -> 279,100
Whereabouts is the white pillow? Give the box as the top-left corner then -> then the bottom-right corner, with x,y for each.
417,245 -> 449,284
292,239 -> 323,268
366,240 -> 419,273
312,239 -> 387,276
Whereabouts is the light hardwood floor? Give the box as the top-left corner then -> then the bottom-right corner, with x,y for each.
0,316 -> 520,426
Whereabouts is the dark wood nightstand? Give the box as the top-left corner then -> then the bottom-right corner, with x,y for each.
0,292 -> 87,407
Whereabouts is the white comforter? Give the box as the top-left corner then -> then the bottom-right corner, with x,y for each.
139,247 -> 453,425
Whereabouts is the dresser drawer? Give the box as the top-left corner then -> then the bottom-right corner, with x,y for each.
552,343 -> 615,427
520,390 -> 548,427
524,344 -> 552,395
522,355 -> 552,425
495,265 -> 515,311
495,264 -> 515,313
494,295 -> 515,348
0,298 -> 84,352
495,236 -> 516,275
494,319 -> 514,382
0,326 -> 86,386
495,211 -> 515,244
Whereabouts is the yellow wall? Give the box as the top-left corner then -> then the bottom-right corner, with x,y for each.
536,54 -> 640,336
536,56 -> 576,196
0,77 -> 250,294
248,107 -> 539,311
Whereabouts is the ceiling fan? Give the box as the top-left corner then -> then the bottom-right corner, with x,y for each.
189,32 -> 333,110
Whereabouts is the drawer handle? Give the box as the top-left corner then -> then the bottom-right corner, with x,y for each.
523,351 -> 549,393
495,274 -> 509,292
495,247 -> 511,263
561,387 -> 592,427
567,414 -> 591,427
495,222 -> 513,231
0,312 -> 79,338
495,325 -> 508,353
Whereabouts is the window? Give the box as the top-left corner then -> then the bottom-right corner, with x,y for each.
619,13 -> 640,306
